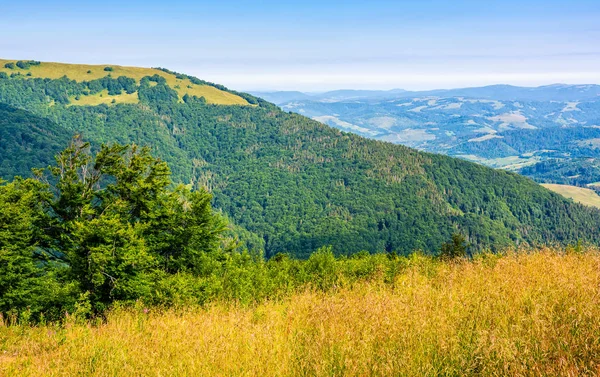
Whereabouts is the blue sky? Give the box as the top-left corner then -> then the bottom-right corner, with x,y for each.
3,0 -> 600,91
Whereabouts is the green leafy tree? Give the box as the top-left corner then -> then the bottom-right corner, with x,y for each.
439,233 -> 470,260
0,178 -> 73,319
33,137 -> 226,310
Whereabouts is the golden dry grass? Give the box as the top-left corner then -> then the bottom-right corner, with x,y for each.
2,250 -> 600,376
68,89 -> 139,106
0,59 -> 248,106
542,183 -> 600,209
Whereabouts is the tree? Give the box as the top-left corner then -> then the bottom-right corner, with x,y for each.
0,178 -> 72,319
439,233 -> 470,260
33,137 -> 226,310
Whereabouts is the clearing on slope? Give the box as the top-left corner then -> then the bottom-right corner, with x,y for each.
542,183 -> 600,209
0,59 -> 248,106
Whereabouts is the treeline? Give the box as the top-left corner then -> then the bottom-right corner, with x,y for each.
3,60 -> 41,70
154,67 -> 265,106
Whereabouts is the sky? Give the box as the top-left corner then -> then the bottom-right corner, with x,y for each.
2,0 -> 600,91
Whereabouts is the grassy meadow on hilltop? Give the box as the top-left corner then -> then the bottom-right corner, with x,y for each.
0,59 -> 249,105
2,249 -> 600,376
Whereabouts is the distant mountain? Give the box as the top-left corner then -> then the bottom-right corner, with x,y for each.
252,84 -> 600,105
420,84 -> 600,102
2,59 -> 600,257
248,91 -> 314,105
250,88 -> 408,105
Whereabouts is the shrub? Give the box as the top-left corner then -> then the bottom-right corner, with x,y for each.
15,60 -> 40,70
305,246 -> 339,290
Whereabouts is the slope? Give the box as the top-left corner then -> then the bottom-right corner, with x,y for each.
0,103 -> 71,178
1,60 -> 600,257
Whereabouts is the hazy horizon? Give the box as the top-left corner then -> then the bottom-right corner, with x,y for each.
3,0 -> 600,92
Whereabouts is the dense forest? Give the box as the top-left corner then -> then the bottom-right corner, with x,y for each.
1,62 -> 600,259
520,158 -> 600,187
0,104 -> 71,178
451,127 -> 600,160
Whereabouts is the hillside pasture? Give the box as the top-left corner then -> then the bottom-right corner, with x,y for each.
0,59 -> 248,105
542,183 -> 600,209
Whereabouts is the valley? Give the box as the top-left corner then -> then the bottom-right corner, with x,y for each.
256,86 -> 600,191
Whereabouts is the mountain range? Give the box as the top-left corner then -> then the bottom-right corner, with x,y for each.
253,85 -> 600,191
252,84 -> 600,105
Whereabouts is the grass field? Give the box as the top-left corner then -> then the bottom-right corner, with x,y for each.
68,89 -> 139,106
2,250 -> 600,376
0,59 -> 248,106
542,183 -> 600,209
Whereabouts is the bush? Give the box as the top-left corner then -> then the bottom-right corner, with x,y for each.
104,66 -> 114,72
305,246 -> 339,290
15,61 -> 40,70
4,62 -> 15,69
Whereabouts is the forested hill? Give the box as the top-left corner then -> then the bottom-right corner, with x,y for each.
1,59 -> 600,257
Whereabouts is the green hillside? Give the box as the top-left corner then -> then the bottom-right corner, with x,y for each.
1,59 -> 600,257
0,103 -> 71,178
